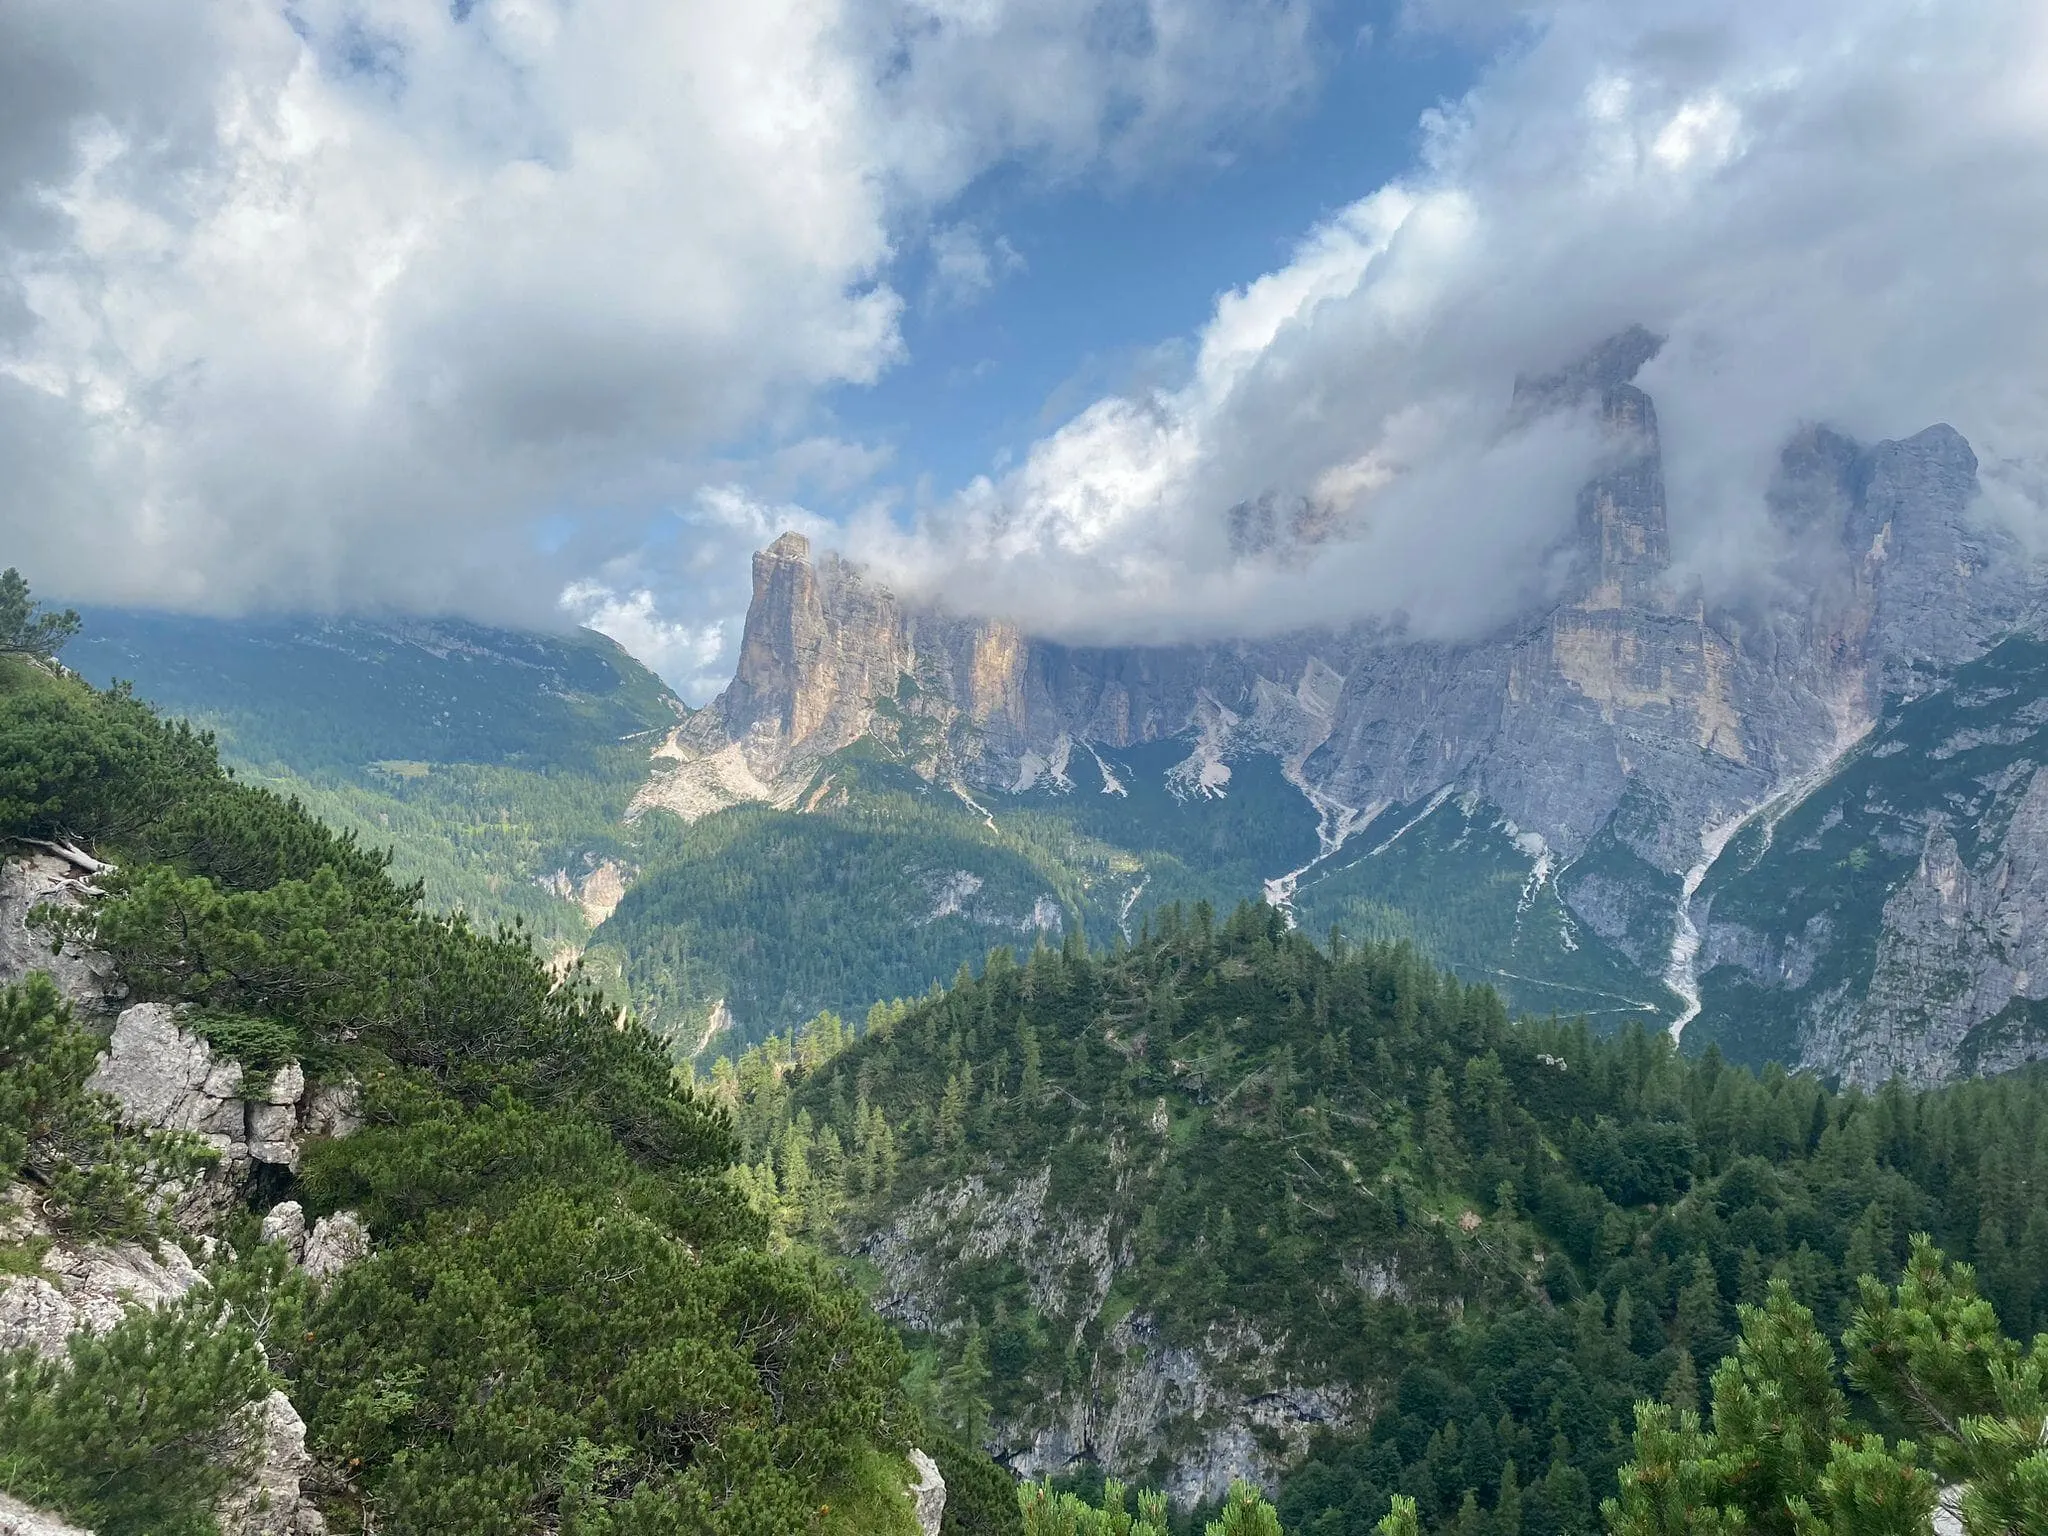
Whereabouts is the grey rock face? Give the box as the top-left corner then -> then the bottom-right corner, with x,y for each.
1691,630 -> 2048,1082
0,1197 -> 327,1536
301,1212 -> 370,1282
0,854 -> 120,1016
86,1003 -> 247,1162
0,1236 -> 206,1358
858,1166 -> 1352,1505
0,1493 -> 93,1536
217,1389 -> 326,1536
906,1449 -> 946,1536
260,1201 -> 309,1258
85,1004 -> 358,1185
302,1080 -> 363,1141
261,1202 -> 369,1284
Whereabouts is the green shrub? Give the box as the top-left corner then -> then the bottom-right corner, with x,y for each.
0,1282 -> 268,1536
931,1433 -> 1024,1536
0,974 -> 208,1241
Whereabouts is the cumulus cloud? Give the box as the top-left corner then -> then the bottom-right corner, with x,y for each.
558,580 -> 726,695
855,0 -> 2048,643
0,0 -> 1319,648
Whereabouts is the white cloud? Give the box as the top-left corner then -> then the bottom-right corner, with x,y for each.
559,579 -> 726,695
559,483 -> 843,700
926,222 -> 1025,310
851,0 -> 2048,643
0,0 -> 1319,645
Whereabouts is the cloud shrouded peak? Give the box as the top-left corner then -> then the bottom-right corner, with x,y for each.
849,0 -> 2048,646
0,0 -> 1319,631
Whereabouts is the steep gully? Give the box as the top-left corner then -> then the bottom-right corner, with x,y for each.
1660,723 -> 1874,1041
1245,721 -> 1870,1041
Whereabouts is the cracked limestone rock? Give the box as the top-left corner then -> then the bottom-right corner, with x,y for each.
906,1450 -> 946,1536
301,1080 -> 362,1141
85,1003 -> 247,1159
84,1005 -> 360,1184
218,1390 -> 327,1536
301,1212 -> 369,1283
0,1236 -> 206,1359
260,1201 -> 309,1260
261,1202 -> 369,1284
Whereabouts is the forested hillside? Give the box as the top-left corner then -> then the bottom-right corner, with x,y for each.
594,739 -> 1321,1060
721,907 -> 2048,1533
0,625 -> 939,1535
63,610 -> 687,949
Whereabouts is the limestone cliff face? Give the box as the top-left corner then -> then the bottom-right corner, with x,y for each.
633,531 -> 1040,819
854,1166 -> 1357,1506
652,334 -> 2041,1079
673,443 -> 2015,866
1691,632 -> 2048,1086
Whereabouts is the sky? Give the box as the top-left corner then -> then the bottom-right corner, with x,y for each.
5,0 -> 2048,700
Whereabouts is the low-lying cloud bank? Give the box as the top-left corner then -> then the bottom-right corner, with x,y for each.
847,0 -> 2048,646
9,0 -> 2048,696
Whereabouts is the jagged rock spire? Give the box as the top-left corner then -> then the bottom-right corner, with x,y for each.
1513,326 -> 1671,609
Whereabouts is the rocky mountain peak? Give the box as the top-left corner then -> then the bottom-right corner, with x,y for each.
1510,322 -> 1664,413
763,529 -> 813,563
1507,327 -> 1675,610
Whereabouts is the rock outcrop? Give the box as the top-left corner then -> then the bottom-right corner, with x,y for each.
217,1390 -> 327,1536
857,1167 -> 1352,1505
84,1003 -> 357,1187
0,1494 -> 92,1536
0,853 -> 120,1016
0,1216 -> 327,1536
261,1201 -> 370,1284
0,1233 -> 205,1358
906,1450 -> 946,1536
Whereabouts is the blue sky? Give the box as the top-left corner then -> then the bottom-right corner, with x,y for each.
827,18 -> 1480,509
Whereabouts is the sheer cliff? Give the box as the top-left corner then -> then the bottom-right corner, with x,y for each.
635,333 -> 2041,1077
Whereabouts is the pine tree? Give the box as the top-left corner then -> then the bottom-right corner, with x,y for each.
1204,1480 -> 1283,1536
1375,1494 -> 1420,1536
0,569 -> 80,664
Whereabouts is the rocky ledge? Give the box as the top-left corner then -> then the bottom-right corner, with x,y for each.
84,1002 -> 361,1184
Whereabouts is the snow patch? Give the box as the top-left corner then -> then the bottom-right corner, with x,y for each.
1501,819 -> 1555,920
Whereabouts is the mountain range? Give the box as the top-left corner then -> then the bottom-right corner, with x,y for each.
66,329 -> 2048,1087
630,330 -> 2046,1085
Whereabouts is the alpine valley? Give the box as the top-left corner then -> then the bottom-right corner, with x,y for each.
18,329 -> 2048,1536
76,331 -> 2048,1086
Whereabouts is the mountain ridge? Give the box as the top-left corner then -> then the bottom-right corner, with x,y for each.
634,332 -> 2044,1076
